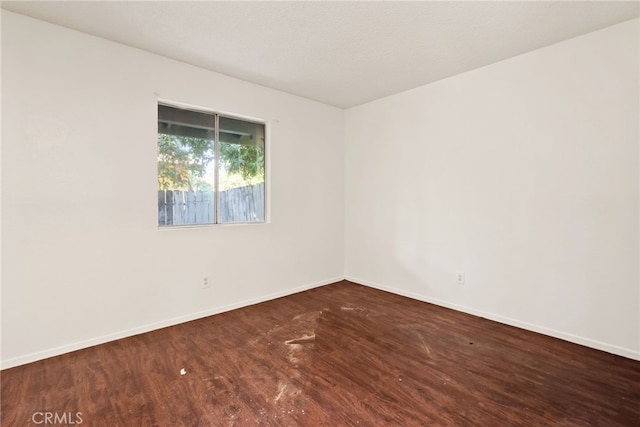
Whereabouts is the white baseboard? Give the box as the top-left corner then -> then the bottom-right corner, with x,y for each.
1,276 -> 342,370
5,275 -> 637,369
345,276 -> 640,361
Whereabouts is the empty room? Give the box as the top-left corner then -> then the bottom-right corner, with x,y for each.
1,1 -> 639,426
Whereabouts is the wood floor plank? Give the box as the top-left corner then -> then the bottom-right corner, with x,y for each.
2,281 -> 639,426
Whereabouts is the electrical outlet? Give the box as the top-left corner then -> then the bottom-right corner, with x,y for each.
456,272 -> 465,285
202,276 -> 211,289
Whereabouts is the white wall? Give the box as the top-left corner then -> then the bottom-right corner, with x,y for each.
345,19 -> 639,359
1,11 -> 344,368
2,11 -> 638,368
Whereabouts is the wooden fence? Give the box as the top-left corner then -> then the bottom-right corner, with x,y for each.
158,183 -> 264,226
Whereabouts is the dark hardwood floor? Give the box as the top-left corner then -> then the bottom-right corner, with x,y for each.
2,280 -> 639,426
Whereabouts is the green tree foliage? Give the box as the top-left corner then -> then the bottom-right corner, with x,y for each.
157,134 -> 213,191
158,134 -> 265,191
219,141 -> 265,181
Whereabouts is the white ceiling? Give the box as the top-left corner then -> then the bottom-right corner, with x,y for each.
2,1 -> 639,108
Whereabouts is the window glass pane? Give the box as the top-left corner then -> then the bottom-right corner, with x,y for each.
219,116 -> 265,223
157,105 -> 215,226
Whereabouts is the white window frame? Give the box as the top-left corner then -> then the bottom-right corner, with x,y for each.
157,100 -> 268,228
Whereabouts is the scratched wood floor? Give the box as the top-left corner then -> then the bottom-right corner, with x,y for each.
2,281 -> 639,426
